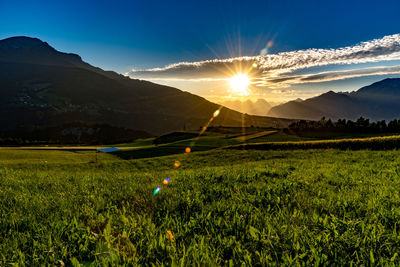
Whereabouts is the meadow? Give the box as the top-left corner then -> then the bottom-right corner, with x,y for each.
2,137 -> 400,265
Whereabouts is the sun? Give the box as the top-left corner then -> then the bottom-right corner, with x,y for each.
229,74 -> 250,96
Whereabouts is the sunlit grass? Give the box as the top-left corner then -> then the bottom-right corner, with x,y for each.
1,148 -> 400,265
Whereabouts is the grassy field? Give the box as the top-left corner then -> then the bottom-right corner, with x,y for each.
2,142 -> 400,265
232,134 -> 400,151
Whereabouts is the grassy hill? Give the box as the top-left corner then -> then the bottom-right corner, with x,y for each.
3,127 -> 400,264
2,145 -> 400,265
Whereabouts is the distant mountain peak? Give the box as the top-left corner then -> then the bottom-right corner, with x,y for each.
2,36 -> 44,43
0,36 -> 54,51
0,36 -> 85,67
255,98 -> 270,105
362,77 -> 400,88
268,77 -> 400,121
321,90 -> 337,96
317,90 -> 349,100
356,77 -> 400,96
374,77 -> 398,83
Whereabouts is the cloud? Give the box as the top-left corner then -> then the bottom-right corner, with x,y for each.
266,65 -> 400,85
127,34 -> 400,87
271,89 -> 296,94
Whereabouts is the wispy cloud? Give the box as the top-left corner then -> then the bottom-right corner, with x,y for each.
305,66 -> 400,82
266,65 -> 400,86
127,34 -> 400,87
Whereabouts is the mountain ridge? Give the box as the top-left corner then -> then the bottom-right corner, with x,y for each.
268,78 -> 400,121
0,36 -> 293,134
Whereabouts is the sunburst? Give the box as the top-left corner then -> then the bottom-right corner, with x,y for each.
229,74 -> 250,96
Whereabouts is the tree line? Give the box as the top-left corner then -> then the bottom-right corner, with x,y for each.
288,117 -> 400,133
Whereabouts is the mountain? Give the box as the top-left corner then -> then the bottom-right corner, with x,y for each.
219,98 -> 272,116
0,36 -> 293,135
268,78 -> 400,121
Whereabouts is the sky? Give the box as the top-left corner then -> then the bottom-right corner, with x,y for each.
2,0 -> 400,103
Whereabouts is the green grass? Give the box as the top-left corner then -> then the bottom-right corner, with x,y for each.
246,130 -> 312,143
107,138 -> 156,148
234,130 -> 277,142
233,134 -> 400,150
111,135 -> 241,159
2,147 -> 400,265
295,131 -> 400,139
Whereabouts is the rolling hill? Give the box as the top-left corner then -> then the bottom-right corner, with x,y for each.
0,36 -> 293,135
268,78 -> 400,121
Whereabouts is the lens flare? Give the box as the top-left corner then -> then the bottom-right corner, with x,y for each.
174,161 -> 181,168
213,109 -> 220,117
153,186 -> 161,195
163,176 -> 171,184
252,63 -> 258,68
260,40 -> 274,55
166,230 -> 175,242
185,147 -> 191,153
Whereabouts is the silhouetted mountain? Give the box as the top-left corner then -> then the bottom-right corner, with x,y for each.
0,36 -> 293,135
355,78 -> 400,97
268,78 -> 400,121
219,98 -> 272,116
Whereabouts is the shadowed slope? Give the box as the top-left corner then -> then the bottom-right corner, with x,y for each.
0,36 -> 294,134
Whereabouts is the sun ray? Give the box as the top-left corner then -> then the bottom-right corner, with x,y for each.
229,74 -> 250,96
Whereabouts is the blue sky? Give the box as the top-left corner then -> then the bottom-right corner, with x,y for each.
2,0 -> 400,102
